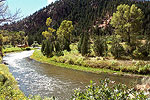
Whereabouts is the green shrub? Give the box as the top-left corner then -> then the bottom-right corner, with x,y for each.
65,57 -> 74,64
125,44 -> 136,56
74,57 -> 84,65
26,47 -> 31,51
41,40 -> 46,53
32,41 -> 39,48
111,40 -> 124,58
54,51 -> 64,57
71,79 -> 147,100
93,37 -> 108,57
138,64 -> 150,74
42,40 -> 54,57
135,42 -> 150,58
0,64 -> 25,99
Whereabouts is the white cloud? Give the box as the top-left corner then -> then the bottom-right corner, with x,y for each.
47,0 -> 54,4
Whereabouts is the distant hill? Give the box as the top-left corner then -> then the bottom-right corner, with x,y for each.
1,0 -> 150,45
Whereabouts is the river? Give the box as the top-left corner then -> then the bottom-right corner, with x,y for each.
2,50 -> 142,99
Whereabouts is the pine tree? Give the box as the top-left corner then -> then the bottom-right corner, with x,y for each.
44,40 -> 53,57
78,33 -> 84,53
93,37 -> 108,57
81,32 -> 90,56
41,40 -> 46,55
0,33 -> 3,57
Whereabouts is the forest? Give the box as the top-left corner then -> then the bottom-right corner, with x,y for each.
1,0 -> 150,44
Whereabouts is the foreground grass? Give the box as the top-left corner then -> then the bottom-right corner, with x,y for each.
0,64 -> 25,99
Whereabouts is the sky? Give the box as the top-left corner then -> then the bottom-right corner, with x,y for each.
6,0 -> 56,18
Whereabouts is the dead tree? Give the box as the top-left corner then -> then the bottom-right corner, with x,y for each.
0,0 -> 20,24
0,0 -> 20,57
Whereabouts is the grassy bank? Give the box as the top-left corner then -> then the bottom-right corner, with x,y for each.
30,50 -> 135,76
0,61 -> 148,100
0,64 -> 54,100
0,64 -> 25,99
31,49 -> 150,76
3,47 -> 25,53
3,47 -> 30,53
0,53 -> 53,99
3,46 -> 35,54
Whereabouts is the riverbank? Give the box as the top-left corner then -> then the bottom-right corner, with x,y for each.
3,47 -> 33,53
0,56 -> 55,100
30,50 -> 148,78
0,64 -> 55,100
0,64 -> 26,99
1,50 -> 149,99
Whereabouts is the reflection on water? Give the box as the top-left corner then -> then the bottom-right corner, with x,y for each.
3,51 -> 142,99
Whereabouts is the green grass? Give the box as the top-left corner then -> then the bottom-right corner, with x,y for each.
3,47 -> 36,53
0,64 -> 26,99
31,50 -> 132,75
31,49 -> 150,76
3,47 -> 26,53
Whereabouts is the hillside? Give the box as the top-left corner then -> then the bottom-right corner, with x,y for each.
1,0 -> 150,45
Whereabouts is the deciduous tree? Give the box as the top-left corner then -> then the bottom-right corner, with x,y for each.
57,20 -> 74,51
110,4 -> 143,47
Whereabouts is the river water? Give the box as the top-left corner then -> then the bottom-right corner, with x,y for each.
3,50 -> 142,99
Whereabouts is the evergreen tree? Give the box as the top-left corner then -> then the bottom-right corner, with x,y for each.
93,37 -> 108,57
78,33 -> 84,53
0,33 -> 3,57
81,32 -> 90,56
44,40 -> 53,57
111,37 -> 124,58
41,40 -> 46,55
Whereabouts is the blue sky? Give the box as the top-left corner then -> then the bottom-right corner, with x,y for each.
6,0 -> 56,18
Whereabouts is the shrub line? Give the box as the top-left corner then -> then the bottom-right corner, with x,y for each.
30,50 -> 146,79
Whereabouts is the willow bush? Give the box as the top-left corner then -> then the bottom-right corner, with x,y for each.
71,79 -> 148,100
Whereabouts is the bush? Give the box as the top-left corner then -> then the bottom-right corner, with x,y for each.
32,41 -> 39,48
74,57 -> 84,65
42,40 -> 54,57
93,37 -> 108,57
136,42 -> 150,58
71,79 -> 147,100
26,47 -> 31,51
111,39 -> 124,58
54,51 -> 64,56
41,40 -> 46,53
0,64 -> 25,99
138,64 -> 150,74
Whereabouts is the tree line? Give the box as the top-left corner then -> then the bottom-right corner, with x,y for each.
2,0 -> 150,45
42,3 -> 150,60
